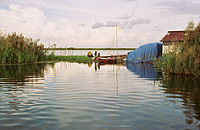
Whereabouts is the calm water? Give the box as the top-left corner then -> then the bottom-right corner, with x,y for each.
0,62 -> 200,130
48,50 -> 131,56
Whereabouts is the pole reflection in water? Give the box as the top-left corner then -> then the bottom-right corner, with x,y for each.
94,63 -> 121,95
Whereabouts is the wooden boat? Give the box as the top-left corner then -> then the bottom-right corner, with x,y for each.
99,55 -> 126,64
98,26 -> 127,64
99,57 -> 117,64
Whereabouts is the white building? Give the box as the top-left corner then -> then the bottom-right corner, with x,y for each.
161,31 -> 185,54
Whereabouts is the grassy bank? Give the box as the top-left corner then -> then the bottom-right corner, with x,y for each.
155,21 -> 200,77
53,55 -> 97,63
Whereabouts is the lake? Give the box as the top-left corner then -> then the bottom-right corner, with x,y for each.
0,62 -> 200,130
47,50 -> 132,56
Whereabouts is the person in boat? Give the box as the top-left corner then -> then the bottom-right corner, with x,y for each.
87,51 -> 93,57
98,53 -> 101,60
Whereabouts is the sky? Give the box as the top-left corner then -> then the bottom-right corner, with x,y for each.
0,0 -> 200,48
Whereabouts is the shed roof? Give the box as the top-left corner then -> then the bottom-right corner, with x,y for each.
161,31 -> 184,42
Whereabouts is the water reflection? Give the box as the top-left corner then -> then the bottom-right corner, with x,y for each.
161,75 -> 200,128
0,63 -> 54,114
94,63 -> 121,95
1,62 -> 200,130
126,63 -> 200,129
126,63 -> 162,81
0,64 -> 54,86
94,63 -> 100,71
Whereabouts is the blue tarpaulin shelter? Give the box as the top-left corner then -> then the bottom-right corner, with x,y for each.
126,42 -> 162,63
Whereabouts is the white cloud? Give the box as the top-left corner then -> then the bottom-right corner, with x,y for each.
0,1 -> 200,48
128,18 -> 151,27
0,4 -> 126,47
0,4 -> 79,46
0,4 -> 47,36
116,13 -> 134,20
91,21 -> 105,29
91,20 -> 122,29
105,21 -> 122,27
91,17 -> 151,29
120,0 -> 137,2
157,0 -> 200,15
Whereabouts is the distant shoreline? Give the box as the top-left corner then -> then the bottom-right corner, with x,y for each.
44,48 -> 136,50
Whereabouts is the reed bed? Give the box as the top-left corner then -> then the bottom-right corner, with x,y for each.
0,32 -> 52,64
155,21 -> 200,77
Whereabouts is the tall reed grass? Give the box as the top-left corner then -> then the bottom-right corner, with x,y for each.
0,32 -> 51,64
156,21 -> 200,77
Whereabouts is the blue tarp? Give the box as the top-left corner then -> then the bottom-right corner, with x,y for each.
126,42 -> 162,63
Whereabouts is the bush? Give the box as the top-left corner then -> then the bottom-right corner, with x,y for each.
0,32 -> 48,64
156,21 -> 200,77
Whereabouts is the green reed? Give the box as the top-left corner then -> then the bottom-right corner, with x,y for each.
155,20 -> 200,77
53,55 -> 98,63
0,32 -> 49,64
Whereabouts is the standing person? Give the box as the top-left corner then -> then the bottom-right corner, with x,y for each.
94,51 -> 97,60
98,53 -> 101,60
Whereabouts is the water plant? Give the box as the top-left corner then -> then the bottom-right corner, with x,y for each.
0,32 -> 48,64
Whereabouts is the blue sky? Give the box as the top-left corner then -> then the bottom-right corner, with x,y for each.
0,0 -> 200,48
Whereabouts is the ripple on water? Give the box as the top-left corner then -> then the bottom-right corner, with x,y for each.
0,62 -> 199,130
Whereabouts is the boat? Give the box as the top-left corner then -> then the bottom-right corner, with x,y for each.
99,57 -> 117,64
98,26 -> 125,64
99,54 -> 126,64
